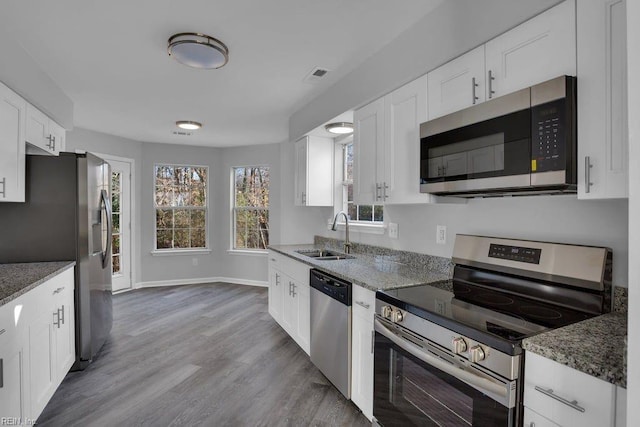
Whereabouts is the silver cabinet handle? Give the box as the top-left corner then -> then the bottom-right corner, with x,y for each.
375,183 -> 382,201
472,77 -> 479,104
371,330 -> 375,354
291,282 -> 297,298
488,70 -> 496,99
534,386 -> 586,413
584,156 -> 593,193
383,182 -> 389,201
53,286 -> 65,295
355,301 -> 370,309
275,273 -> 280,286
0,358 -> 3,388
0,177 -> 6,198
0,328 -> 5,336
302,191 -> 306,205
270,258 -> 276,262
59,305 -> 65,325
53,311 -> 60,327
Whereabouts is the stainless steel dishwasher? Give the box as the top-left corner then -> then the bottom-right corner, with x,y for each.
309,269 -> 352,398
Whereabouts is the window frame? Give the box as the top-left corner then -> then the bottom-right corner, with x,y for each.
334,139 -> 385,233
152,163 -> 210,254
230,165 -> 270,253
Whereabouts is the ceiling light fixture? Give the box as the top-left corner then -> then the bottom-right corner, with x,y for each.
167,32 -> 229,69
325,122 -> 354,135
176,121 -> 202,130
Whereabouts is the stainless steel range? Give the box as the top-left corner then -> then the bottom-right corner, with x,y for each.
372,235 -> 611,427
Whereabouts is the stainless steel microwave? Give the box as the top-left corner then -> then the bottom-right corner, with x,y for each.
420,75 -> 577,197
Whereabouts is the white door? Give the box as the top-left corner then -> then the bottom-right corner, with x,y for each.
108,159 -> 132,292
427,45 -> 486,119
484,0 -> 576,99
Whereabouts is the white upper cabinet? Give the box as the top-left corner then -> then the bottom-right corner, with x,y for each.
26,103 -> 65,156
0,82 -> 26,203
384,75 -> 432,204
427,46 -> 486,120
577,0 -> 627,199
353,97 -> 385,205
294,135 -> 334,206
485,0 -> 576,99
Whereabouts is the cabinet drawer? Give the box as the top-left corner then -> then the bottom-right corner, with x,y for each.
524,351 -> 615,427
269,251 -> 310,284
352,285 -> 375,320
523,407 -> 560,427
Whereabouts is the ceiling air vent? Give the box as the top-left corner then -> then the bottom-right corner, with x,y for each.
304,67 -> 331,83
172,130 -> 193,136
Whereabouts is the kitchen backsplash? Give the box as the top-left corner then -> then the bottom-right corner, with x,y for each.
315,235 -> 628,313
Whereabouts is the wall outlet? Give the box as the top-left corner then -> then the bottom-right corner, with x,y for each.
388,222 -> 399,239
192,258 -> 198,266
436,225 -> 446,245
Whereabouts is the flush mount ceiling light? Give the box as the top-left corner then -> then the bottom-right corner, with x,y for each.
325,122 -> 354,135
167,33 -> 229,69
176,121 -> 202,130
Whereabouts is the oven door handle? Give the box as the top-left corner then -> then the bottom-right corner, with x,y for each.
374,318 -> 509,401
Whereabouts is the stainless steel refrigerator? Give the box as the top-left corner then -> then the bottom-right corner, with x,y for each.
0,152 -> 113,370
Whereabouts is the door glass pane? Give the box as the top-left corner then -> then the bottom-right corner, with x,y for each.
111,172 -> 122,275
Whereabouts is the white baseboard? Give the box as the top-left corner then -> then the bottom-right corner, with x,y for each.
135,276 -> 268,289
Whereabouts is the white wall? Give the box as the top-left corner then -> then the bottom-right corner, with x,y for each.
626,0 -> 639,422
0,33 -> 73,129
289,0 -> 561,141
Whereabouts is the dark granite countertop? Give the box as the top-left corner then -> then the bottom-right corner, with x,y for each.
268,244 -> 451,291
523,311 -> 627,388
0,262 -> 76,307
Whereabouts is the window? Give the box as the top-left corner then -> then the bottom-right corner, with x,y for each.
154,165 -> 207,250
111,171 -> 121,273
233,166 -> 270,250
342,142 -> 383,222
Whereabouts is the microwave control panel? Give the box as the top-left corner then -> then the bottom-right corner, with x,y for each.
531,98 -> 566,173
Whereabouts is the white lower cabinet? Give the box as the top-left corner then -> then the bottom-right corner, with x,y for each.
351,285 -> 375,421
524,351 -> 617,427
0,267 -> 75,421
268,251 -> 311,355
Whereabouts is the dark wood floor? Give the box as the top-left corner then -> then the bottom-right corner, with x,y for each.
38,283 -> 370,427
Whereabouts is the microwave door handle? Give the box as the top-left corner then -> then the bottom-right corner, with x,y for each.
374,318 -> 508,399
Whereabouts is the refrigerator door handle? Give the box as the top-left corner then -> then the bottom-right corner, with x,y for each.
100,189 -> 112,269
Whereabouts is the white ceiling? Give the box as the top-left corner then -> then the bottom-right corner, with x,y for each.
0,0 -> 443,147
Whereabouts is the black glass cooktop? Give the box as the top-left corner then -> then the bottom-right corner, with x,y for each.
377,280 -> 595,347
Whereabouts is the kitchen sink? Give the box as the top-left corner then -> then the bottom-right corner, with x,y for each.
295,249 -> 355,261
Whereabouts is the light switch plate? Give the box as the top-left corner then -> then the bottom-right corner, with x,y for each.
389,223 -> 399,239
436,225 -> 446,245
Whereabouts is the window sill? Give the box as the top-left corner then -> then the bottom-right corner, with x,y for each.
226,249 -> 268,256
151,249 -> 212,256
327,220 -> 386,235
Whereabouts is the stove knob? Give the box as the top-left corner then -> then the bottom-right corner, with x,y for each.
469,345 -> 486,363
381,306 -> 393,319
392,310 -> 404,323
452,337 -> 467,354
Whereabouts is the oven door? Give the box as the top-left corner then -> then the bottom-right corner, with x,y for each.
420,87 -> 531,195
373,317 -> 517,427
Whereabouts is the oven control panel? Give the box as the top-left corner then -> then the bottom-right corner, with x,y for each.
488,243 -> 541,264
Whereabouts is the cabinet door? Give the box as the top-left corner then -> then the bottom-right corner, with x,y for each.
294,137 -> 307,206
268,267 -> 284,323
26,104 -> 51,153
577,0 -> 627,199
49,120 -> 66,155
305,136 -> 334,206
281,274 -> 296,335
523,407 -> 560,427
0,82 -> 26,203
353,98 -> 385,204
351,313 -> 374,421
0,322 -> 25,419
427,45 -> 486,120
53,281 -> 75,379
28,309 -> 56,419
295,281 -> 310,355
485,0 -> 576,99
384,76 -> 430,204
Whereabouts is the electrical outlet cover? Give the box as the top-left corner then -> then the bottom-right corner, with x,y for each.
389,223 -> 399,239
436,225 -> 446,245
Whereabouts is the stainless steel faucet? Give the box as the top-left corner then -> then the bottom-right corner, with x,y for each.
331,211 -> 351,254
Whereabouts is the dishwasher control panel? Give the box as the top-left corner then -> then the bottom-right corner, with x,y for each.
310,269 -> 352,306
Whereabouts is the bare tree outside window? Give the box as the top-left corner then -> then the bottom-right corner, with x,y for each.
154,165 -> 208,250
343,143 -> 383,222
233,166 -> 269,250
